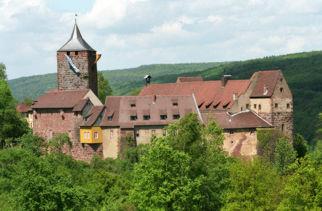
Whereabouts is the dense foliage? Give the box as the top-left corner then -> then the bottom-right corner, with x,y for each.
2,58 -> 322,209
0,113 -> 320,210
8,51 -> 322,142
0,66 -> 29,148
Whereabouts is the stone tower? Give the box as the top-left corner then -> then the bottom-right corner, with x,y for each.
57,21 -> 98,95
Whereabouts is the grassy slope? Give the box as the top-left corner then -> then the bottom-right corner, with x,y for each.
8,51 -> 322,141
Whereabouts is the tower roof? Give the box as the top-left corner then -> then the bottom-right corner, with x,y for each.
58,22 -> 95,52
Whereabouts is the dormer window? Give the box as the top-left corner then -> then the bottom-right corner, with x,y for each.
108,116 -> 113,121
280,87 -> 284,93
130,103 -> 136,107
172,102 -> 178,106
130,110 -> 137,121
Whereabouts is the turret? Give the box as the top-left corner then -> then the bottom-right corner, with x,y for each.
56,20 -> 99,95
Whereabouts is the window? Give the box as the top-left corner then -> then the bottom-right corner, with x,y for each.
173,114 -> 180,120
241,107 -> 243,111
143,115 -> 150,120
258,104 -> 262,111
287,103 -> 290,109
160,115 -> 167,120
67,51 -> 70,55
172,102 -> 178,106
84,132 -> 90,140
136,131 -> 140,137
130,115 -> 137,121
281,124 -> 284,132
108,115 -> 113,121
280,87 -> 284,93
75,51 -> 78,55
254,104 -> 257,109
229,130 -> 234,134
110,130 -> 114,139
151,130 -> 156,135
246,104 -> 250,109
275,103 -> 278,108
130,103 -> 136,107
93,132 -> 99,139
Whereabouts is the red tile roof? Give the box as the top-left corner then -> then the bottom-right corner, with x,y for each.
100,95 -> 199,128
250,70 -> 281,98
73,98 -> 89,112
139,79 -> 250,110
176,76 -> 203,83
202,110 -> 272,129
31,89 -> 89,109
82,106 -> 105,126
16,103 -> 31,113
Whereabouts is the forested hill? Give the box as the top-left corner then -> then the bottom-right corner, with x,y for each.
8,51 -> 322,141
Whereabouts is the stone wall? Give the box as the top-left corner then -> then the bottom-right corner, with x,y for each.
223,130 -> 258,157
33,108 -> 102,161
57,51 -> 98,95
135,126 -> 165,145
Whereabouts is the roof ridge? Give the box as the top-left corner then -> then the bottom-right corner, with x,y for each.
249,110 -> 273,126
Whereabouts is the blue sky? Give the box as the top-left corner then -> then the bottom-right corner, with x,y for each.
1,0 -> 322,79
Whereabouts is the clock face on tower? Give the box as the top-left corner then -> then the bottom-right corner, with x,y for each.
64,54 -> 80,76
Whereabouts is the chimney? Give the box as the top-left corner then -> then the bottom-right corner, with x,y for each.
221,75 -> 232,87
144,75 -> 152,86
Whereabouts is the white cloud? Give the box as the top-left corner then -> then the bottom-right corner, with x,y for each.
2,0 -> 322,79
0,0 -> 45,31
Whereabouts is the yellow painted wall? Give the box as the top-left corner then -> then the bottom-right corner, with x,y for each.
80,127 -> 103,144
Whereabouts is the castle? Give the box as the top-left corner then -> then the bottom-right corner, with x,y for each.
17,22 -> 293,160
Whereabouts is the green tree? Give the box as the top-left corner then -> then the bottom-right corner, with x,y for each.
165,114 -> 231,210
98,72 -> 113,103
47,133 -> 71,153
0,79 -> 29,148
129,140 -> 204,210
274,138 -> 297,174
223,159 -> 283,210
257,128 -> 284,162
18,133 -> 46,156
293,133 -> 309,158
0,63 -> 6,80
278,142 -> 322,210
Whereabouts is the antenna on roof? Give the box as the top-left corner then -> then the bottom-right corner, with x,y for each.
144,75 -> 152,86
74,13 -> 78,24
